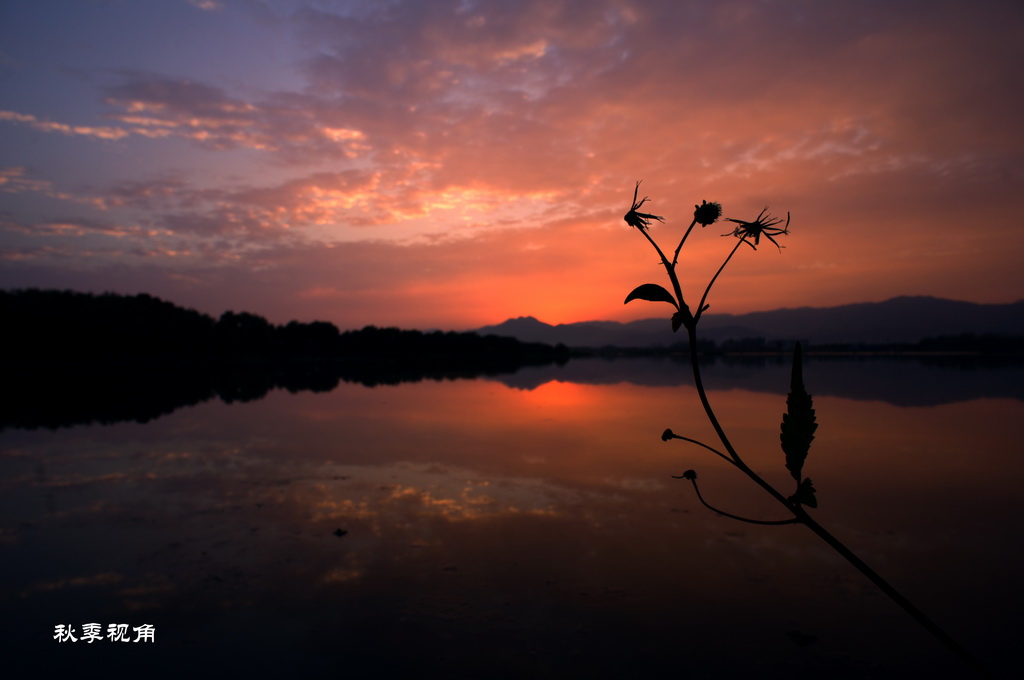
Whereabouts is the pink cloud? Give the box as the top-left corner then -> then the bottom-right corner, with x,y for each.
0,110 -> 132,140
1,0 -> 1022,329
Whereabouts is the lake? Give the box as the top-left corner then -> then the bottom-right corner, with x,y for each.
2,355 -> 1022,678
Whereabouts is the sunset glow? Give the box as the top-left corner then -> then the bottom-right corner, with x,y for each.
1,0 -> 1022,329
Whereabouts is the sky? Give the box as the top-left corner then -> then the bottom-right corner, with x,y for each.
1,0 -> 1022,331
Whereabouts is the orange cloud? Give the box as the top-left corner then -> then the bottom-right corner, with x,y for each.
0,110 -> 131,140
1,0 -> 1021,329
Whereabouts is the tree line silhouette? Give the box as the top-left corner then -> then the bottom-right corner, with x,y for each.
1,289 -> 569,429
2,289 -> 568,361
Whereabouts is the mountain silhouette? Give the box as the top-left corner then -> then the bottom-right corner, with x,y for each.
477,297 -> 1024,348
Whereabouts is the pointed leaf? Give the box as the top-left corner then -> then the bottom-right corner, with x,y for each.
780,343 -> 818,482
791,478 -> 818,509
624,284 -> 679,309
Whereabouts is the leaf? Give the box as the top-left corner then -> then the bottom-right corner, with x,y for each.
780,343 -> 818,482
671,311 -> 688,333
624,284 -> 679,310
790,478 -> 818,509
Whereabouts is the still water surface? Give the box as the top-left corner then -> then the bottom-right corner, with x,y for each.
2,356 -> 1022,678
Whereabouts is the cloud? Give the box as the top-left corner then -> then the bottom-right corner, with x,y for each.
101,75 -> 374,156
0,110 -> 131,141
185,0 -> 222,10
1,0 -> 1022,327
11,1 -> 1021,206
0,166 -> 52,193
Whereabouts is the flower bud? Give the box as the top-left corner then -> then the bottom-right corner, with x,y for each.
693,200 -> 722,227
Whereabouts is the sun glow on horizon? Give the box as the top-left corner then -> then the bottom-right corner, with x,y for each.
0,1 -> 1021,329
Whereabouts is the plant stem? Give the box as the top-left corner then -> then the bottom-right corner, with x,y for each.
793,507 -> 993,678
638,227 -> 687,312
683,476 -> 798,525
683,324 -> 993,678
672,219 -> 698,269
664,432 -> 732,463
695,238 -> 745,322
629,196 -> 990,676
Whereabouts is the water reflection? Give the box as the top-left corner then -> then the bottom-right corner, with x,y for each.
503,354 -> 1024,406
2,362 -> 1022,677
5,355 -> 1024,431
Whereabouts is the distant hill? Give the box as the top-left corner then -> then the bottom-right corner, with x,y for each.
476,297 -> 1024,348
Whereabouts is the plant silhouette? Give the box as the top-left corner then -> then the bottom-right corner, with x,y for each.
621,182 -> 992,678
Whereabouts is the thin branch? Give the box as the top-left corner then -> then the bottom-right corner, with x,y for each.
671,218 -> 699,269
637,227 -> 688,312
683,281 -> 993,678
662,430 -> 732,464
676,475 -> 799,525
623,185 -> 992,677
695,237 -> 746,323
794,508 -> 993,677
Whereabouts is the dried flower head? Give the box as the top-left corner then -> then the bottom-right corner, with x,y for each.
623,181 -> 664,231
693,200 -> 722,227
723,208 -> 790,250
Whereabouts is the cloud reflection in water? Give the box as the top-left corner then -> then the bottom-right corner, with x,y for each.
2,368 -> 1022,677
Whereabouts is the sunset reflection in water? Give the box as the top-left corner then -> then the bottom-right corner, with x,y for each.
2,360 -> 1022,677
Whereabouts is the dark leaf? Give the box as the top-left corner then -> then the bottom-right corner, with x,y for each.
624,283 -> 679,309
780,343 -> 818,481
790,478 -> 817,509
671,310 -> 689,333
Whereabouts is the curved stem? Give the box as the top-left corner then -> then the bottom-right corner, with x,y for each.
794,508 -> 993,678
663,432 -> 732,464
638,227 -> 688,314
683,323 -> 993,678
695,237 -> 746,322
687,327 -> 744,463
627,190 -> 990,676
680,476 -> 799,525
672,218 -> 699,269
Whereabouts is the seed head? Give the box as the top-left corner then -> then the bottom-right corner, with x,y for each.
693,200 -> 722,227
623,181 -> 664,231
